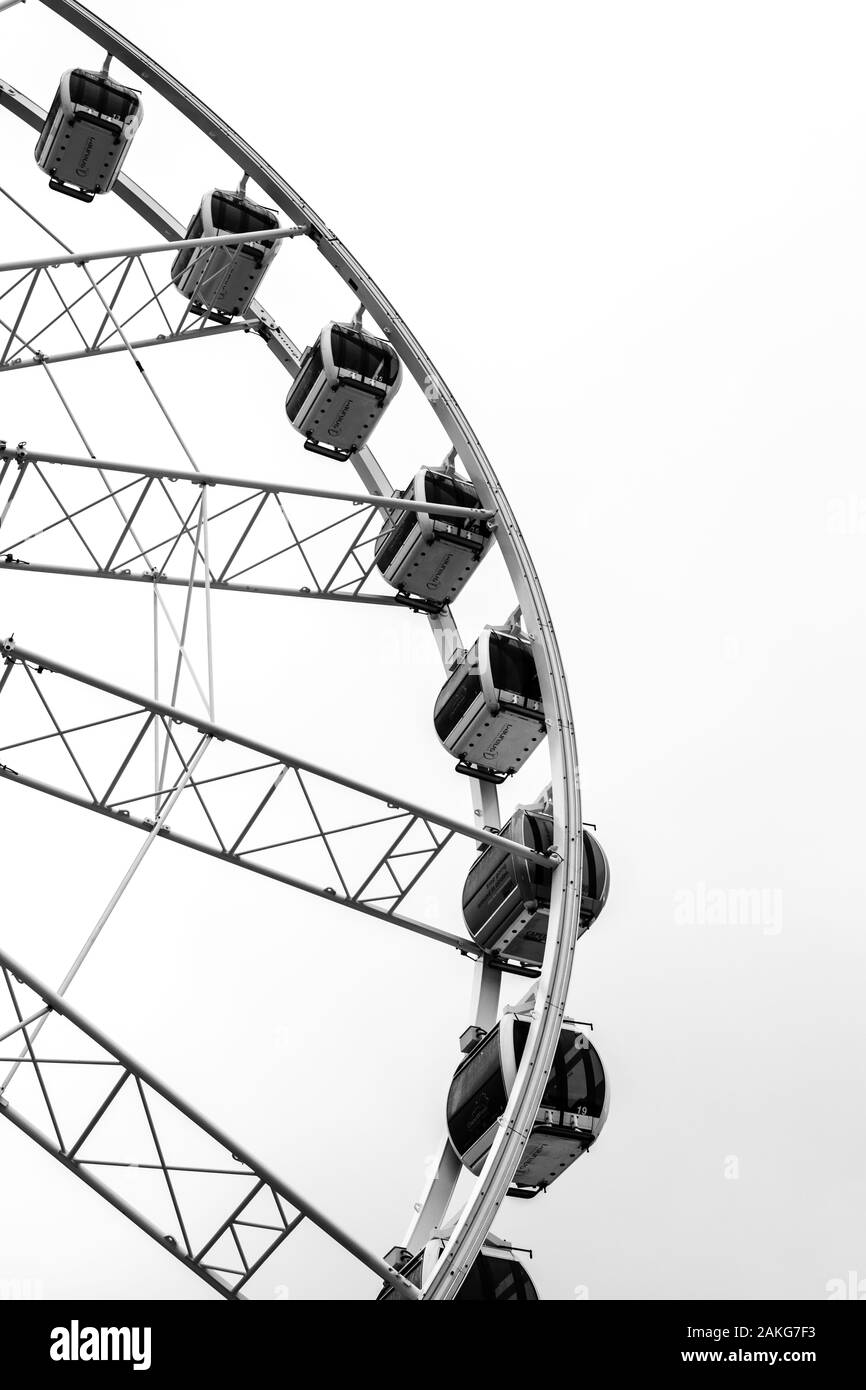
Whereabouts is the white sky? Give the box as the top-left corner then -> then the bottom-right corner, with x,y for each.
0,0 -> 864,1300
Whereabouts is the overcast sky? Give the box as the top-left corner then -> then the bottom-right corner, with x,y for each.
0,0 -> 863,1300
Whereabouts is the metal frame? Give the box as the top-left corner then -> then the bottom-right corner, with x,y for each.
0,225 -> 306,371
0,638 -> 553,960
0,943 -> 419,1301
0,446 -> 493,610
0,0 -> 587,1300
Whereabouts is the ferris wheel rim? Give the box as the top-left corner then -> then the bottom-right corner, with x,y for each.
0,0 -> 586,1301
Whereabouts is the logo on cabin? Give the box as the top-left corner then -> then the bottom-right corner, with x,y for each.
328,401 -> 352,438
483,724 -> 512,759
75,136 -> 96,178
426,555 -> 452,591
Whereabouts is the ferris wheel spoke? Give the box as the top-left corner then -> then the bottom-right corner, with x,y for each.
0,72 -> 397,512
0,639 -> 553,963
0,214 -> 304,373
0,735 -> 212,1093
0,447 -> 488,610
0,182 -> 212,497
0,945 -> 420,1300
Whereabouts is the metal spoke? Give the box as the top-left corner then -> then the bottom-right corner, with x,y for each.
0,945 -> 419,1301
0,639 -> 553,964
0,447 -> 487,612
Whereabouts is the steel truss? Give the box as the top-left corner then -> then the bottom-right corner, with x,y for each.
0,944 -> 418,1300
0,0 -> 588,1300
0,446 -> 492,609
0,639 -> 551,962
0,225 -> 305,372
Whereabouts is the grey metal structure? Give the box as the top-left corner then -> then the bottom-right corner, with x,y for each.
0,445 -> 493,610
0,225 -> 307,371
0,0 -> 592,1301
0,637 -> 551,958
0,944 -> 419,1300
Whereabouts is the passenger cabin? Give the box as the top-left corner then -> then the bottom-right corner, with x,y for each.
374,466 -> 494,607
172,189 -> 282,320
285,322 -> 402,460
377,1234 -> 538,1301
462,807 -> 610,965
446,1018 -> 608,1193
35,69 -> 143,201
433,627 -> 546,780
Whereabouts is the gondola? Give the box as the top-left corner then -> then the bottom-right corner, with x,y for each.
35,68 -> 143,201
172,187 -> 282,320
285,321 -> 402,460
446,1018 -> 608,1194
374,465 -> 494,606
462,807 -> 610,964
433,626 -> 546,780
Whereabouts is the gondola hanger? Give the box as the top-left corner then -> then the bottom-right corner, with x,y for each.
528,783 -> 554,814
494,604 -> 523,636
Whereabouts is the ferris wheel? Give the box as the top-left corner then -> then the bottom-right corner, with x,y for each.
0,0 -> 610,1301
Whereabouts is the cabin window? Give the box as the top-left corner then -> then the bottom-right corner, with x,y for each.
582,832 -> 607,902
287,343 -> 325,421
561,1033 -> 605,1115
36,91 -> 63,159
69,74 -> 138,121
375,499 -> 416,570
332,328 -> 400,385
433,663 -> 482,740
489,637 -> 542,702
513,1023 -> 605,1120
523,812 -> 554,900
425,474 -> 481,530
448,1031 -> 507,1155
457,1255 -> 538,1301
210,194 -> 277,237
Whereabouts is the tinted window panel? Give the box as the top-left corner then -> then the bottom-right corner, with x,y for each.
210,194 -> 278,237
513,1023 -> 605,1119
69,74 -> 137,121
455,1255 -> 538,1301
564,1037 -> 605,1116
332,328 -> 400,385
375,502 -> 416,570
447,1031 -> 506,1155
489,635 -> 542,702
433,668 -> 482,740
287,343 -> 324,420
425,474 -> 481,527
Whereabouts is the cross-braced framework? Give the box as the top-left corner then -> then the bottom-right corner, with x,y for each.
0,0 -> 591,1302
0,226 -> 306,372
0,446 -> 491,610
0,945 -> 419,1300
0,639 -> 552,964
